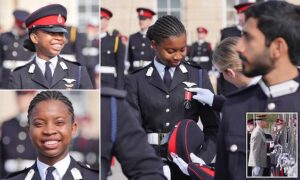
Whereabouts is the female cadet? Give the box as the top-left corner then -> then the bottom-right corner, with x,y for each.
188,37 -> 261,111
125,15 -> 220,180
8,4 -> 93,89
4,91 -> 98,179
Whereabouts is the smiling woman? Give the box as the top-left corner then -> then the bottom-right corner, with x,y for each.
3,91 -> 99,180
8,4 -> 93,89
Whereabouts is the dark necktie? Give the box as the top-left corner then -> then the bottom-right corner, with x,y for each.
46,166 -> 56,180
45,61 -> 52,85
163,66 -> 172,89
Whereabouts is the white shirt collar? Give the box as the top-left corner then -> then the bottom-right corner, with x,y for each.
35,56 -> 58,76
258,79 -> 299,98
100,32 -> 107,39
153,57 -> 176,79
140,29 -> 148,36
198,40 -> 204,45
248,75 -> 262,87
37,154 -> 71,180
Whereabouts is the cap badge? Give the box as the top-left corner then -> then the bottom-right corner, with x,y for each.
57,14 -> 63,23
140,10 -> 144,15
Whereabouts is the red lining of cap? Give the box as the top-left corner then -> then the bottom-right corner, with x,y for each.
28,15 -> 65,29
196,165 -> 215,177
237,5 -> 251,13
184,120 -> 192,162
139,11 -> 154,18
168,121 -> 182,154
188,165 -> 204,180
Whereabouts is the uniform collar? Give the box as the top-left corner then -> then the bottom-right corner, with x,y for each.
37,154 -> 71,180
140,29 -> 148,36
35,55 -> 58,76
258,79 -> 299,98
198,39 -> 204,45
146,57 -> 188,77
153,57 -> 176,79
248,75 -> 261,87
100,32 -> 108,39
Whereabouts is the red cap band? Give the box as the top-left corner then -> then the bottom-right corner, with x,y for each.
101,11 -> 110,19
27,15 -> 65,29
139,10 -> 154,18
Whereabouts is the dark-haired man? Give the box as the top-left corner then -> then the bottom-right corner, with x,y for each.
215,1 -> 300,179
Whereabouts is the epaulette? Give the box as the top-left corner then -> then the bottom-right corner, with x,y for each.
13,60 -> 34,72
5,167 -> 29,178
77,162 -> 99,173
225,84 -> 258,98
101,87 -> 127,98
182,60 -> 203,69
129,63 -> 152,74
61,57 -> 81,65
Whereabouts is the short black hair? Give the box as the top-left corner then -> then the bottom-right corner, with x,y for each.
28,91 -> 74,123
146,15 -> 186,45
245,1 -> 300,65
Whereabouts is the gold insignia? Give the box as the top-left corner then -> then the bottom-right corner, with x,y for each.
57,14 -> 63,23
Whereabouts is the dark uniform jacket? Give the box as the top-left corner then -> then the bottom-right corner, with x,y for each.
0,117 -> 36,178
127,32 -> 155,73
215,73 -> 300,180
4,156 -> 98,180
101,87 -> 166,180
101,32 -> 125,89
188,41 -> 213,70
0,32 -> 33,88
8,56 -> 93,89
125,61 -> 220,163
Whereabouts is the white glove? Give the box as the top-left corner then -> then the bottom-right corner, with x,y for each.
253,166 -> 261,176
186,87 -> 214,107
163,165 -> 171,180
170,152 -> 189,175
190,153 -> 206,165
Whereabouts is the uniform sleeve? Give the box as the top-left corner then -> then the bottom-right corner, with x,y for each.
113,100 -> 166,180
115,36 -> 125,89
214,106 -> 230,180
127,37 -> 134,72
124,74 -> 143,123
79,66 -> 93,89
8,70 -> 21,89
196,69 -> 220,163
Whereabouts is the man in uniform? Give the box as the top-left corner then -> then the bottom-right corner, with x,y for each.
248,117 -> 267,176
8,4 -> 93,89
220,2 -> 253,41
215,1 -> 300,179
127,7 -> 156,73
217,2 -> 254,96
0,91 -> 36,178
100,7 -> 125,89
60,25 -> 86,64
101,86 -> 167,180
81,18 -> 99,87
188,27 -> 213,71
0,10 -> 33,88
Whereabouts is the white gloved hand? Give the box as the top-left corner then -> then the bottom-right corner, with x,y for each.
163,165 -> 171,180
190,153 -> 206,165
253,166 -> 261,176
170,152 -> 189,175
186,87 -> 214,107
